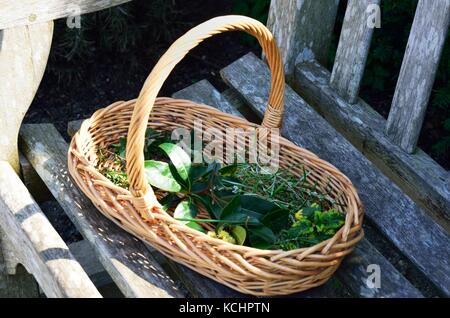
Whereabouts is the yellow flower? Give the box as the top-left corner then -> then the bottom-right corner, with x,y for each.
294,209 -> 304,220
217,230 -> 236,244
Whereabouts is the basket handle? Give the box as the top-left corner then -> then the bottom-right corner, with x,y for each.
125,15 -> 285,210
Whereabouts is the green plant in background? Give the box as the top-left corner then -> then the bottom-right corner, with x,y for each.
48,0 -> 186,86
431,35 -> 450,157
432,119 -> 450,156
99,128 -> 344,250
231,0 -> 271,45
361,0 -> 418,92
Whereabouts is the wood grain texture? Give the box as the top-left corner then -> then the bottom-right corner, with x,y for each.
266,0 -> 339,80
1,227 -> 39,298
0,161 -> 101,298
68,240 -> 112,287
0,0 -> 131,30
330,0 -> 380,104
386,0 -> 450,153
342,239 -> 424,297
20,124 -> 186,298
221,53 -> 450,296
0,22 -> 53,172
173,79 -> 243,118
19,153 -> 53,203
294,60 -> 450,230
0,261 -> 39,298
0,229 -> 21,275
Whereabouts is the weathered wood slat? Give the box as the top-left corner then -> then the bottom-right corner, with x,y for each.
220,53 -> 449,296
385,0 -> 450,153
0,0 -> 131,30
173,79 -> 243,118
19,153 -> 53,203
0,22 -> 53,172
294,60 -> 450,230
267,0 -> 339,79
20,124 -> 186,298
330,0 -> 380,104
339,239 -> 422,298
0,229 -> 40,297
0,161 -> 101,298
68,240 -> 112,287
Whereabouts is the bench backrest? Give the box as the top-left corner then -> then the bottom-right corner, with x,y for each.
268,0 -> 450,154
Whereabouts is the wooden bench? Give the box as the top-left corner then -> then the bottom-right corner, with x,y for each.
1,0 -> 449,297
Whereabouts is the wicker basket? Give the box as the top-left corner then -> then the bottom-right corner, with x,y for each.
68,15 -> 364,296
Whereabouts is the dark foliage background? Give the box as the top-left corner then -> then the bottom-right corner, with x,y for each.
28,0 -> 449,169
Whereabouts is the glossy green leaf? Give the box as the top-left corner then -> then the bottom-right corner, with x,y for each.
261,208 -> 290,233
230,225 -> 246,245
191,182 -> 209,193
144,160 -> 181,192
220,196 -> 261,226
185,221 -> 206,233
188,164 -> 213,182
240,195 -> 281,215
174,200 -> 198,220
160,193 -> 180,211
191,194 -> 223,219
159,143 -> 191,181
250,226 -> 276,243
173,200 -> 205,233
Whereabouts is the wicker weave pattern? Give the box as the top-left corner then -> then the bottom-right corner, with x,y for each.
68,16 -> 364,296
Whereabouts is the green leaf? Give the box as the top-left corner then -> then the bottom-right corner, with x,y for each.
110,137 -> 127,158
261,208 -> 290,233
191,194 -> 223,219
230,225 -> 246,245
143,128 -> 171,159
191,182 -> 209,193
188,164 -> 213,182
173,200 -> 205,233
174,200 -> 198,220
313,210 -> 345,235
219,164 -> 238,176
160,193 -> 180,211
248,226 -> 276,248
240,195 -> 281,215
185,221 -> 206,233
159,143 -> 191,181
144,160 -> 182,192
220,196 -> 261,226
